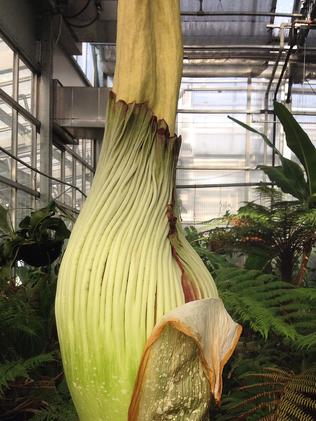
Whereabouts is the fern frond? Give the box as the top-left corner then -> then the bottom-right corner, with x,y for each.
258,414 -> 277,421
232,389 -> 283,405
194,250 -> 316,344
296,332 -> 316,349
0,353 -> 55,395
235,399 -> 280,420
263,367 -> 293,376
224,367 -> 316,421
282,390 -> 316,411
0,296 -> 44,339
276,398 -> 314,421
295,288 -> 316,300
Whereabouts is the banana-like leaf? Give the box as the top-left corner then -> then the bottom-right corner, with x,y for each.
257,165 -> 306,201
129,298 -> 242,420
280,157 -> 307,193
227,116 -> 283,157
258,156 -> 307,201
274,101 -> 316,195
228,114 -> 309,202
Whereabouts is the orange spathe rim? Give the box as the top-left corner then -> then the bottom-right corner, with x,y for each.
128,315 -> 242,420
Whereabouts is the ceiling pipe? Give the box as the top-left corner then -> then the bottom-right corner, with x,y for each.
183,45 -> 298,50
181,12 -> 303,18
176,182 -> 272,189
182,61 -> 268,78
93,43 -> 316,52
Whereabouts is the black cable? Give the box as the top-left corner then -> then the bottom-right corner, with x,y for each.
64,1 -> 102,29
63,0 -> 91,19
198,0 -> 204,13
273,43 -> 296,102
307,79 -> 316,95
65,12 -> 100,28
271,26 -> 297,167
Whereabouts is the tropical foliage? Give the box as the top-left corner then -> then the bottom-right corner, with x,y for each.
0,201 -> 71,279
203,191 -> 316,284
222,367 -> 316,421
1,99 -> 316,419
0,203 -> 77,420
229,101 -> 316,208
185,245 -> 316,420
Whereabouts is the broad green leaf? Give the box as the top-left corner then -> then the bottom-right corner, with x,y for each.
39,217 -> 71,241
0,204 -> 13,236
18,215 -> 31,229
280,156 -> 307,196
0,265 -> 12,282
257,165 -> 307,201
2,239 -> 17,261
309,193 -> 316,208
28,206 -> 54,230
228,116 -> 282,156
274,101 -> 316,195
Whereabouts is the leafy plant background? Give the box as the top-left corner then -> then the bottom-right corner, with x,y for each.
1,103 -> 316,420
186,230 -> 316,420
0,203 -> 78,420
195,103 -> 316,420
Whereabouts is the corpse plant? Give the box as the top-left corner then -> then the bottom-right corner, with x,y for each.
55,1 -> 241,420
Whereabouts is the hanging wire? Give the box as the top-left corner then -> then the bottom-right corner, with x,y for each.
65,13 -> 100,29
273,26 -> 297,101
198,0 -> 204,14
302,36 -> 307,104
64,1 -> 102,29
54,14 -> 63,46
306,79 -> 316,94
217,0 -> 225,12
0,146 -> 87,198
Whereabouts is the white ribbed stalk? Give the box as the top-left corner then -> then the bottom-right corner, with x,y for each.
55,96 -> 219,420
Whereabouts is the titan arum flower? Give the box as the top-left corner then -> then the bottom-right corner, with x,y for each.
55,1 -> 242,419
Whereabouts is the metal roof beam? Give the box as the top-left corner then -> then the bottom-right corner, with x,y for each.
181,12 -> 303,18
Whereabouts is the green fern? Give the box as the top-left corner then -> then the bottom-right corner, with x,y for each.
221,367 -> 316,421
203,197 -> 316,283
196,250 -> 316,346
30,378 -> 78,421
0,204 -> 76,419
188,217 -> 316,420
296,332 -> 316,350
0,353 -> 55,395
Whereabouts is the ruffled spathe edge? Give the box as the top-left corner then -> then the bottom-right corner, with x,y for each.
109,90 -> 181,143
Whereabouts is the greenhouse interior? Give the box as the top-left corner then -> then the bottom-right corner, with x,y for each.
0,0 -> 316,420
